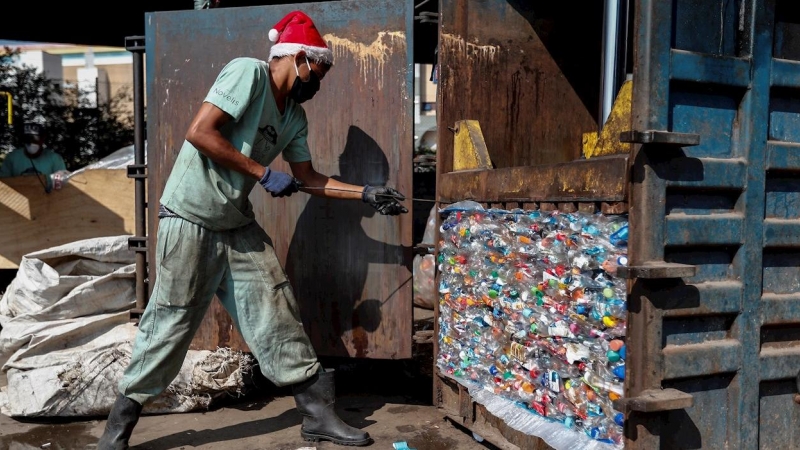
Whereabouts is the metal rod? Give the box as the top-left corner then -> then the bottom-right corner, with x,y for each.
300,186 -> 438,203
600,0 -> 622,128
131,40 -> 147,313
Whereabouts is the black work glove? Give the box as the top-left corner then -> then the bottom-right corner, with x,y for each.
362,185 -> 408,215
259,167 -> 301,197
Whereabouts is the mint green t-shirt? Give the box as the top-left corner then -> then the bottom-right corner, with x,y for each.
0,147 -> 67,190
160,57 -> 312,231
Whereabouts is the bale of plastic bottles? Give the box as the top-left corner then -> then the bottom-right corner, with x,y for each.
436,203 -> 628,446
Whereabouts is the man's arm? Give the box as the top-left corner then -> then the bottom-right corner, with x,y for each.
289,160 -> 408,215
288,160 -> 362,200
185,102 -> 266,180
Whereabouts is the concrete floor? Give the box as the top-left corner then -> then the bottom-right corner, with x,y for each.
0,308 -> 502,450
0,392 -> 494,450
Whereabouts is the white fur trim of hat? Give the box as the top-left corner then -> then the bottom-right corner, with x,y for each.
268,42 -> 333,66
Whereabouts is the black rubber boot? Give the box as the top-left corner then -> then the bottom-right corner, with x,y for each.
97,393 -> 143,450
293,369 -> 372,446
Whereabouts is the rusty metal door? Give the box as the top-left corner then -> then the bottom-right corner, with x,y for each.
625,0 -> 800,448
437,1 -> 602,173
144,0 -> 413,359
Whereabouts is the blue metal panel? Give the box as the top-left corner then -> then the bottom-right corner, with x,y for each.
759,380 -> 800,449
770,60 -> 800,87
769,91 -> 800,142
661,374 -> 740,449
627,1 -> 800,448
664,245 -> 740,283
670,50 -> 751,87
767,141 -> 800,170
672,0 -> 741,56
668,83 -> 743,158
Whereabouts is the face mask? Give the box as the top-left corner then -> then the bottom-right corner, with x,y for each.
25,143 -> 41,155
289,57 -> 320,104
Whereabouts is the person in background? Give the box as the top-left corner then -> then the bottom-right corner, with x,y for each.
0,122 -> 68,192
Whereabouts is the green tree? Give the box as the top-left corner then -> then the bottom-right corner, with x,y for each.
0,47 -> 134,171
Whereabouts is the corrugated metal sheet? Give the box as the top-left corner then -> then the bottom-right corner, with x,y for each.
144,0 -> 413,359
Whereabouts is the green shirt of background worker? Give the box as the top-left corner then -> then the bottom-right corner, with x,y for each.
0,122 -> 67,192
98,10 -> 406,450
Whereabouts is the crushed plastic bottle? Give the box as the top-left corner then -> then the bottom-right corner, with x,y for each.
49,170 -> 71,190
437,207 -> 628,447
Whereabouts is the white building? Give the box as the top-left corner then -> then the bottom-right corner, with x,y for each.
2,40 -> 132,109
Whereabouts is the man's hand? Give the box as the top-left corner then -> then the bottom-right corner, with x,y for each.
260,167 -> 301,197
362,185 -> 408,215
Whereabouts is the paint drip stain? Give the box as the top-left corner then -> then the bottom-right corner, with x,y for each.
323,32 -> 406,87
441,33 -> 499,62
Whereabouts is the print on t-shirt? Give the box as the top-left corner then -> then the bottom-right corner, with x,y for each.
253,124 -> 278,163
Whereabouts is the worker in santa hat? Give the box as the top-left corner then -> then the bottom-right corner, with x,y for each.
97,10 -> 405,449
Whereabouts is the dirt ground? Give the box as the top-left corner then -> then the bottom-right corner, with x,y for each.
0,308 -> 503,450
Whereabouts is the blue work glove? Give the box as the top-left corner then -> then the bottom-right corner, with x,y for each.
362,185 -> 408,215
259,167 -> 300,197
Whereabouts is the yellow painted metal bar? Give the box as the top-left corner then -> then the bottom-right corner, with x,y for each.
0,91 -> 11,125
583,79 -> 633,158
453,120 -> 493,171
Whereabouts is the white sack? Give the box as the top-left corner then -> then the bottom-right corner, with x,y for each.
0,235 -> 254,418
0,236 -> 136,323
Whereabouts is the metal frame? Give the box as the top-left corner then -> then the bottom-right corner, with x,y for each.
125,35 -> 148,322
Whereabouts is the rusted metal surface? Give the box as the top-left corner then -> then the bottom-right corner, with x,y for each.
436,0 -> 599,177
614,388 -> 694,413
557,202 -> 577,213
617,262 -> 698,280
619,130 -> 700,146
437,155 -> 629,204
188,299 -> 248,352
601,201 -> 629,214
539,202 -> 557,212
145,1 -> 413,358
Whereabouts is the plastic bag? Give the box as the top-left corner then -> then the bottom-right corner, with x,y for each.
413,206 -> 438,309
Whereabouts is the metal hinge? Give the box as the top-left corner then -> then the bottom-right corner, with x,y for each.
414,243 -> 435,256
128,236 -> 148,253
614,388 -> 694,413
125,35 -> 145,52
617,262 -> 697,279
620,130 -> 700,147
127,164 -> 147,179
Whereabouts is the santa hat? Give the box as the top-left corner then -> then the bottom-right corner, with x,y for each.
268,11 -> 333,66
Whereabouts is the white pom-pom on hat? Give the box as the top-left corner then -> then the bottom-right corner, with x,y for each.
268,28 -> 280,42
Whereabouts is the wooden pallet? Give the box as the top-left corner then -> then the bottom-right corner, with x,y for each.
0,169 -> 135,268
